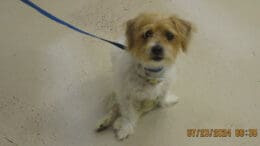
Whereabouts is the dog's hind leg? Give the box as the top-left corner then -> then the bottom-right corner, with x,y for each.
96,107 -> 119,132
96,93 -> 119,132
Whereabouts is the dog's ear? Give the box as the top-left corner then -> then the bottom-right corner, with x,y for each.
125,18 -> 136,49
169,16 -> 192,52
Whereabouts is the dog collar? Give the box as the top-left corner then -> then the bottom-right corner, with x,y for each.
136,64 -> 165,85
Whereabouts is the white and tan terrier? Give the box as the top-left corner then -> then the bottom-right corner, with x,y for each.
96,13 -> 193,140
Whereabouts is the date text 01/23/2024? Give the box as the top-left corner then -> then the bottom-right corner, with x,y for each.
187,129 -> 257,137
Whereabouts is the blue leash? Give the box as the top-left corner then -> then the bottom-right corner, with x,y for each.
20,0 -> 126,50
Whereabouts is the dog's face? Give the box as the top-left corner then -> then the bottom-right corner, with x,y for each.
126,13 -> 192,67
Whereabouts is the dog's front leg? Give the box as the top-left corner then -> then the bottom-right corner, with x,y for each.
113,98 -> 139,140
159,91 -> 179,107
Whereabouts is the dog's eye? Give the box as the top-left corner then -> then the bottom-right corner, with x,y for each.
143,30 -> 153,39
165,31 -> 174,41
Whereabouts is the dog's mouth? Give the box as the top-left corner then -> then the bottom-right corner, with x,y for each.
151,56 -> 163,61
144,66 -> 164,72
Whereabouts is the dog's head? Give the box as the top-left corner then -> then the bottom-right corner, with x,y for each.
126,13 -> 192,67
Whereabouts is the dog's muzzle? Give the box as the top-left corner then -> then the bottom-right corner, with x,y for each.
150,44 -> 164,61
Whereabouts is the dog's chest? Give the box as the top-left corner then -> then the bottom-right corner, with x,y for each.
125,75 -> 167,102
119,66 -> 168,100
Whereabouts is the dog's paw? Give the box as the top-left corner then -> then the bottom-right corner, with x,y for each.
113,117 -> 134,140
160,94 -> 179,107
96,107 -> 119,132
115,125 -> 133,140
96,119 -> 110,132
96,114 -> 114,132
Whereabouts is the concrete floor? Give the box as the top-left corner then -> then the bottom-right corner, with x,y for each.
0,0 -> 259,146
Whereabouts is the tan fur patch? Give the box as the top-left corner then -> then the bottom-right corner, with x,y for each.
126,13 -> 193,65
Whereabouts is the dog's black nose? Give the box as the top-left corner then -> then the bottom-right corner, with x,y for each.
151,45 -> 163,56
151,45 -> 164,61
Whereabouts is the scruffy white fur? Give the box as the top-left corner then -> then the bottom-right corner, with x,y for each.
96,13 -> 192,140
111,48 -> 179,139
96,47 -> 179,140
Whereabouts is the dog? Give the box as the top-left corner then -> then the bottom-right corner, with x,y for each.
96,13 -> 193,140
